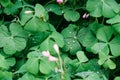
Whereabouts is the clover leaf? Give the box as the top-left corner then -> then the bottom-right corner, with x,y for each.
61,24 -> 81,55
91,26 -> 120,57
35,4 -> 49,21
76,51 -> 88,63
4,1 -> 23,15
62,24 -> 97,54
107,15 -> 120,24
77,27 -> 97,48
109,36 -> 120,56
64,9 -> 80,22
45,4 -> 63,15
39,31 -> 64,55
24,17 -> 50,32
0,54 -> 16,70
40,60 -> 56,74
20,8 -> 34,26
0,70 -> 12,80
114,77 -> 120,80
86,0 -> 119,18
107,15 -> 120,34
98,52 -> 116,69
75,59 -> 107,80
0,0 -> 10,7
25,58 -> 39,74
0,23 -> 27,55
18,73 -> 40,80
91,26 -> 112,54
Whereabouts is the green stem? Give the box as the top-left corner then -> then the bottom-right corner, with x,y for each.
23,5 -> 34,9
45,0 -> 55,6
102,17 -> 104,24
57,52 -> 64,80
95,17 -> 98,23
56,17 -> 63,30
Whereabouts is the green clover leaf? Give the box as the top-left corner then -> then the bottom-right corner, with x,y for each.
0,70 -> 12,80
0,54 -> 16,70
91,26 -> 120,57
61,24 -> 81,55
76,51 -> 88,63
86,0 -> 119,18
64,9 -> 80,22
0,23 -> 27,55
0,0 -> 10,7
18,73 -> 40,80
62,24 -> 97,54
107,15 -> 120,34
35,4 -> 49,21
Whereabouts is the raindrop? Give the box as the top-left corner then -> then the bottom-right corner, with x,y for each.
49,8 -> 52,11
74,36 -> 77,39
70,47 -> 72,49
66,66 -> 68,68
69,32 -> 72,34
62,11 -> 64,14
97,71 -> 99,74
73,40 -> 75,43
68,42 -> 70,44
34,42 -> 37,43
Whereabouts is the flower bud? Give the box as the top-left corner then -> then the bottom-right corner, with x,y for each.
56,0 -> 63,4
82,13 -> 89,19
86,14 -> 89,18
48,56 -> 58,61
53,44 -> 59,54
82,13 -> 87,19
25,10 -> 33,14
42,51 -> 50,57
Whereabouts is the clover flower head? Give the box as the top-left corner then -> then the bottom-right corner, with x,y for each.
53,44 -> 59,54
56,0 -> 63,4
82,13 -> 89,19
42,51 -> 50,57
48,55 -> 58,61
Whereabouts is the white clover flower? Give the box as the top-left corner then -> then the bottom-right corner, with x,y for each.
56,0 -> 63,4
53,44 -> 59,54
42,51 -> 50,57
48,55 -> 58,61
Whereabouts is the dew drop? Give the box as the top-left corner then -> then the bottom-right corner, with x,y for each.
68,42 -> 70,44
69,32 -> 72,34
62,11 -> 64,13
74,36 -> 77,39
73,40 -> 75,43
97,71 -> 99,74
70,47 -> 72,49
49,8 -> 52,11
66,66 -> 68,68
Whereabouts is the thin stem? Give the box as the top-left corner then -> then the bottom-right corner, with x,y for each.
55,60 -> 60,68
75,7 -> 86,10
23,5 -> 35,9
102,17 -> 104,24
95,17 -> 98,23
57,52 -> 64,80
56,17 -> 63,30
45,0 -> 55,6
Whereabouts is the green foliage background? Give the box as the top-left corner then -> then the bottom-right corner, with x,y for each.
0,0 -> 120,80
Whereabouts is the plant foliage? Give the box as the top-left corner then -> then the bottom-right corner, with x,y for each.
0,0 -> 120,80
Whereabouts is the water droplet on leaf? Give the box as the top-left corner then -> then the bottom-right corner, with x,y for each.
73,40 -> 75,43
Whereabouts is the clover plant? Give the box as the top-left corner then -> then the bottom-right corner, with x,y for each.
0,0 -> 120,80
